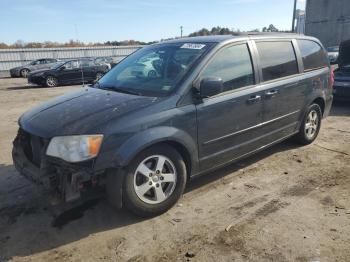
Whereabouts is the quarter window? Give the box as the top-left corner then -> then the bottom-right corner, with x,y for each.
201,44 -> 254,93
256,41 -> 298,81
297,40 -> 328,71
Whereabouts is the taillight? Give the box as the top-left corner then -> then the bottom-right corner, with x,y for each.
329,68 -> 334,88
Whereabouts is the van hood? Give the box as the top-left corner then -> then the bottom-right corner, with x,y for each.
19,87 -> 160,138
338,40 -> 350,69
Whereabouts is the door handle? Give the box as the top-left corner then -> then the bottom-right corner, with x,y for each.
247,95 -> 261,104
265,89 -> 279,98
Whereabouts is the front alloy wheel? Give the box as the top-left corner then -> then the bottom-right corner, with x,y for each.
134,155 -> 177,204
46,76 -> 58,87
115,144 -> 187,217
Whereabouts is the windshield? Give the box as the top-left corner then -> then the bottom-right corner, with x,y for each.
97,43 -> 212,96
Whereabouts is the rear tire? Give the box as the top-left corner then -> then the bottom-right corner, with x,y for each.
111,145 -> 187,217
294,103 -> 322,145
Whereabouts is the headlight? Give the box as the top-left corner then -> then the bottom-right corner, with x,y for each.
46,135 -> 103,162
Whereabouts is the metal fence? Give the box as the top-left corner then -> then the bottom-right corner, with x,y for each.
0,45 -> 143,71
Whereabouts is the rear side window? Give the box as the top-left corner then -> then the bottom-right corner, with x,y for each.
297,40 -> 328,71
256,41 -> 298,81
201,44 -> 255,93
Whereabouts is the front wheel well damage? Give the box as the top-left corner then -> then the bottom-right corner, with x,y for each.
108,140 -> 193,209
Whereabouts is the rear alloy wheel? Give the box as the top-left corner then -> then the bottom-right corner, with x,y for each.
305,110 -> 319,140
294,103 -> 322,145
116,145 -> 187,217
20,69 -> 29,78
46,76 -> 58,87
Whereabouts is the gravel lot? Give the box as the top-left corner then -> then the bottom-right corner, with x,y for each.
0,77 -> 349,262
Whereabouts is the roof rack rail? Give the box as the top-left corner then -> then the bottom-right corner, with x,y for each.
234,32 -> 298,36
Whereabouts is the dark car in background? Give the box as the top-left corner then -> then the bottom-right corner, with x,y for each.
327,46 -> 339,64
13,34 -> 333,217
333,40 -> 350,100
10,58 -> 59,78
94,56 -> 115,70
27,58 -> 109,87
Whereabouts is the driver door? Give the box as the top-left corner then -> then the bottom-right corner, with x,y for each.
59,61 -> 82,84
196,42 -> 264,171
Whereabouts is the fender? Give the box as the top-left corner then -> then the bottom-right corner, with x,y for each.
101,127 -> 198,209
113,126 -> 199,173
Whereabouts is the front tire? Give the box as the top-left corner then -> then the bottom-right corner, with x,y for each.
294,103 -> 322,145
46,76 -> 58,87
112,145 -> 187,217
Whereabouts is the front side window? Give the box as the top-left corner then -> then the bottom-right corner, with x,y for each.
201,44 -> 255,93
256,41 -> 298,81
297,40 -> 328,71
98,43 -> 212,96
64,61 -> 80,69
80,60 -> 94,67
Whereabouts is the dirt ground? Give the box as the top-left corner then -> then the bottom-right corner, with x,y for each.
0,77 -> 349,262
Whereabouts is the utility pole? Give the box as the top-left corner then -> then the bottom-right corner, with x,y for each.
180,26 -> 183,38
292,0 -> 297,32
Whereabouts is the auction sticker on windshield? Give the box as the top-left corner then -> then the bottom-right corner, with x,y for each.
181,43 -> 206,49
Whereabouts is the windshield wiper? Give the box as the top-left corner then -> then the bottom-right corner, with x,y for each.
98,84 -> 142,96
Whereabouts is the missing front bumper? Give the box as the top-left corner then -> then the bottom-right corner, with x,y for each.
12,128 -> 106,205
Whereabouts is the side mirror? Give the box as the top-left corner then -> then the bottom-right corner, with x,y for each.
199,77 -> 224,98
60,66 -> 66,70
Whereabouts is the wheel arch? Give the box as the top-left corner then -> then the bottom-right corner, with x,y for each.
141,140 -> 193,181
113,126 -> 199,177
311,97 -> 325,116
20,68 -> 30,76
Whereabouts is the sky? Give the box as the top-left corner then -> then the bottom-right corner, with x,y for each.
0,0 -> 306,44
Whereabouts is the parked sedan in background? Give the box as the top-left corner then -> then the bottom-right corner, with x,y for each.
10,58 -> 59,78
94,56 -> 114,70
27,58 -> 109,87
130,53 -> 160,78
327,46 -> 339,64
333,40 -> 350,100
